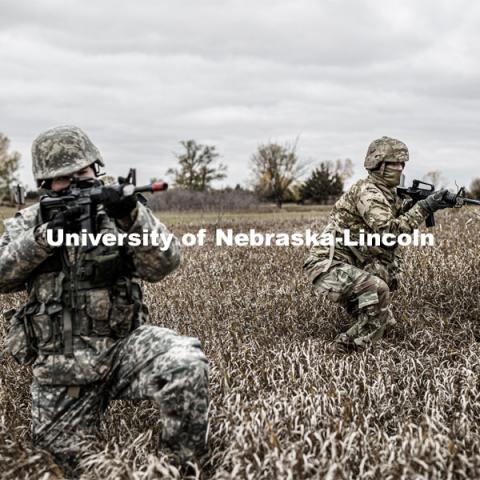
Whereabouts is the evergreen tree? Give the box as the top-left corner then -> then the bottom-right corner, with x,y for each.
300,162 -> 344,203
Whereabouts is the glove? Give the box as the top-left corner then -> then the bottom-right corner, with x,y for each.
417,188 -> 453,214
101,187 -> 138,219
46,206 -> 83,234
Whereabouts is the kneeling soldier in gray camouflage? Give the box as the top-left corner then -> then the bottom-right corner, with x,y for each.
2,126 -> 209,472
304,136 -> 453,351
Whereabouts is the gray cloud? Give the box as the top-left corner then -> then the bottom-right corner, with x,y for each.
1,0 -> 479,190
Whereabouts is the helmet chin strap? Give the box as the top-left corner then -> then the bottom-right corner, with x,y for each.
92,161 -> 103,177
38,179 -> 53,190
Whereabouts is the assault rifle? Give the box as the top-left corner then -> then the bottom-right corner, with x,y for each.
39,168 -> 168,246
397,180 -> 480,227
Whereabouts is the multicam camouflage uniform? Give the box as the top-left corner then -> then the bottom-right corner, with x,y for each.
2,126 -> 209,471
304,137 -> 431,349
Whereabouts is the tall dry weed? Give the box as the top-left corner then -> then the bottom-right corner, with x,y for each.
0,208 -> 479,479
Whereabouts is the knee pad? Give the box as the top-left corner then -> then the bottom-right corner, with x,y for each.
357,277 -> 390,311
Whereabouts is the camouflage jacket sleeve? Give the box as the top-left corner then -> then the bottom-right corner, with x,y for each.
356,182 -> 429,235
0,205 -> 54,293
118,203 -> 181,282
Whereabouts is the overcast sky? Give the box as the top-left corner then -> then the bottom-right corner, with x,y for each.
1,0 -> 479,189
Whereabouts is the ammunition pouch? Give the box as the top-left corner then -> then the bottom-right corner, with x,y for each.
76,251 -> 130,287
109,277 -> 141,337
4,304 -> 38,365
62,277 -> 147,341
31,302 -> 64,353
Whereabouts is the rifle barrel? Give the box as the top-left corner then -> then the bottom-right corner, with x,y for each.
134,182 -> 168,193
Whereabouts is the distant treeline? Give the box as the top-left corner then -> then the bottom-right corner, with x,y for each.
3,132 -> 480,210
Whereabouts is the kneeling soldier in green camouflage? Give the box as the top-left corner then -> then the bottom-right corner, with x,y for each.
2,126 -> 209,473
304,136 -> 453,351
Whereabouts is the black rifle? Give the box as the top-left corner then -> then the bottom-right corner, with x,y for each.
39,168 -> 168,248
397,180 -> 480,227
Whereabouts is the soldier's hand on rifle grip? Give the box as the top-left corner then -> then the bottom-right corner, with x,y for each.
101,187 -> 138,219
418,188 -> 454,214
46,206 -> 83,234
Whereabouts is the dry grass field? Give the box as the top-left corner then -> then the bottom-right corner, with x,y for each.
1,205 -> 480,479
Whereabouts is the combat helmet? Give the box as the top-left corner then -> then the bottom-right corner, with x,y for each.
32,125 -> 104,185
364,136 -> 409,170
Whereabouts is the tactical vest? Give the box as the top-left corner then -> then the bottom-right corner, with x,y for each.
21,210 -> 148,358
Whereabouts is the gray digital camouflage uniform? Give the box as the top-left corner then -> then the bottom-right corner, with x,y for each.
2,191 -> 209,471
304,137 -> 430,349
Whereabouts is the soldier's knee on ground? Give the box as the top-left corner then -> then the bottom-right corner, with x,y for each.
33,425 -> 91,476
31,382 -> 102,474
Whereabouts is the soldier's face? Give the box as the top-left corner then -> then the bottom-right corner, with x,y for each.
51,166 -> 96,192
382,162 -> 405,187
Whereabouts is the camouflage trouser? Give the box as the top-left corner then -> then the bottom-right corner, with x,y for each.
31,325 -> 209,470
312,261 -> 395,349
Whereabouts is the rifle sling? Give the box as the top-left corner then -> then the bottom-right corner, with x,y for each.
322,225 -> 367,273
63,308 -> 73,356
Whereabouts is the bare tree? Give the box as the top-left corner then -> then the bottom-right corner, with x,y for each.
167,140 -> 227,191
469,178 -> 480,200
423,170 -> 445,188
251,140 -> 307,208
334,158 -> 354,182
0,133 -> 21,203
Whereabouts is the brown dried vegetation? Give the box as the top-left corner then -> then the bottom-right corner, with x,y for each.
1,208 -> 480,479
